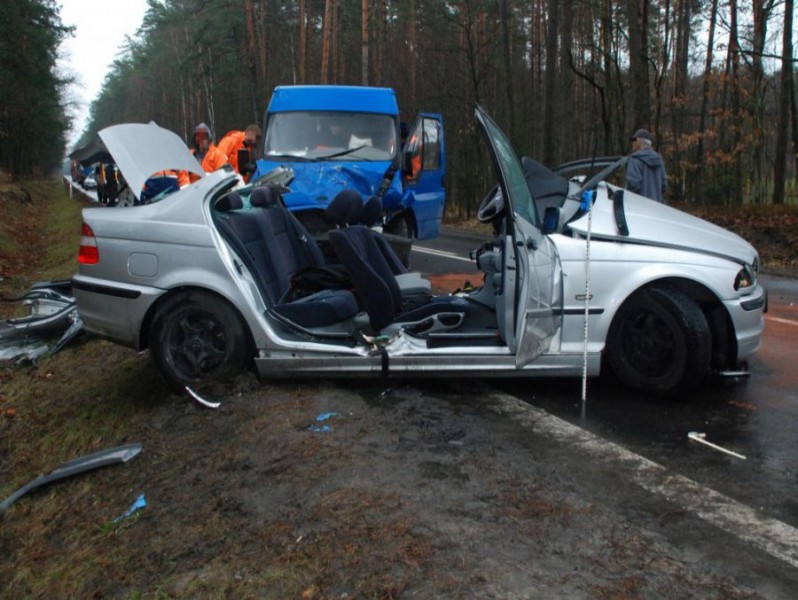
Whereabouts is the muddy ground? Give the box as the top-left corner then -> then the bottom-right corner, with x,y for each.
1,181 -> 797,598
0,353 -> 788,599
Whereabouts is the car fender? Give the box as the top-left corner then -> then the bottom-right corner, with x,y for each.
138,263 -> 273,352
551,234 -> 749,355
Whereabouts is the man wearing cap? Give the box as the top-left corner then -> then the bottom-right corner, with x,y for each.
626,128 -> 668,203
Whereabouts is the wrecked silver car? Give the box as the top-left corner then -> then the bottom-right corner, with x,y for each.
70,109 -> 766,395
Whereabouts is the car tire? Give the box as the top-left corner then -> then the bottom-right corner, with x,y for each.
605,285 -> 711,395
384,213 -> 413,268
385,212 -> 411,239
150,290 -> 250,390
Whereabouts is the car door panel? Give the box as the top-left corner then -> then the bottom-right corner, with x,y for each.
513,218 -> 562,366
473,106 -> 562,367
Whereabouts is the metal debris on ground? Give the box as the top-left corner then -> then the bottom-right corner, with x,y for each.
185,385 -> 222,409
374,387 -> 393,402
687,431 -> 747,460
0,280 -> 84,364
0,443 -> 143,515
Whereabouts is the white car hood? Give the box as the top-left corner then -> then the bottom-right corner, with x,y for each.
98,123 -> 206,200
568,183 -> 757,265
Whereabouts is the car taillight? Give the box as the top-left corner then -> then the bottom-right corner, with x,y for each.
78,222 -> 99,264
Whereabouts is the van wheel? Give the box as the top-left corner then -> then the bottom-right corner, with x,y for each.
150,290 -> 249,391
605,285 -> 711,395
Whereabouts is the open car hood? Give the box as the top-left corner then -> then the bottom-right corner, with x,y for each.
70,123 -> 205,200
569,183 -> 757,265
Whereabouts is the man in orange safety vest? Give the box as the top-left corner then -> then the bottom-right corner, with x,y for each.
217,124 -> 262,181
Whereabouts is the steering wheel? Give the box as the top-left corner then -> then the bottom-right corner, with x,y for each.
477,184 -> 506,224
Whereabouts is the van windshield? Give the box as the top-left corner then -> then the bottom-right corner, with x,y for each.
264,111 -> 397,161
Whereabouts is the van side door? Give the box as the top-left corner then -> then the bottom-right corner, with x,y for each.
401,114 -> 446,240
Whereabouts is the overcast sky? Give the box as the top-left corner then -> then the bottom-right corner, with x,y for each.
59,0 -> 150,148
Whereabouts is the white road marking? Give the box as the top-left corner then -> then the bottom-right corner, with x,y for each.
766,315 -> 798,327
487,391 -> 798,569
412,245 -> 474,263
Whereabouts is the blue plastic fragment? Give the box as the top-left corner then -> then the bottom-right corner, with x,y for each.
580,190 -> 595,211
315,412 -> 340,422
114,493 -> 147,523
308,424 -> 332,433
308,412 -> 341,432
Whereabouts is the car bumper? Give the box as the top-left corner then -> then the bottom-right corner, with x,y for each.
724,284 -> 767,361
71,275 -> 165,350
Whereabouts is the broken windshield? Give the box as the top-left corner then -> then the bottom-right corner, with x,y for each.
264,111 -> 397,162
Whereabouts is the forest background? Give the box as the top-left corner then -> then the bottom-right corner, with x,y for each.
3,0 -> 798,218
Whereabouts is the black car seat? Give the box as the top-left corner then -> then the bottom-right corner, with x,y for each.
360,195 -> 383,227
324,189 -> 364,227
329,225 -> 468,333
213,189 -> 358,330
327,190 -> 431,305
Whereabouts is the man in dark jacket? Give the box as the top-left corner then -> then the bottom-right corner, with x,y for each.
625,128 -> 667,203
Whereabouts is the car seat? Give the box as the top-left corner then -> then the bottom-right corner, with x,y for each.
212,189 -> 359,331
329,225 -> 468,333
326,190 -> 431,305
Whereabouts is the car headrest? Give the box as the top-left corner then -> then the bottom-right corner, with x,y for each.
360,195 -> 383,226
324,189 -> 363,226
249,186 -> 279,208
215,192 -> 243,212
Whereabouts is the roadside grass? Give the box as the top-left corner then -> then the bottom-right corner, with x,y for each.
0,181 -> 172,596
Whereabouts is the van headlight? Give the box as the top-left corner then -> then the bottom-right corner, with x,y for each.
734,263 -> 756,290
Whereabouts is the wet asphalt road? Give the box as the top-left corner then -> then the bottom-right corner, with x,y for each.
415,229 -> 798,537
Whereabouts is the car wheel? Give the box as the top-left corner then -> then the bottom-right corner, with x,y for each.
605,285 -> 711,395
150,290 -> 250,390
385,212 -> 411,239
384,213 -> 413,268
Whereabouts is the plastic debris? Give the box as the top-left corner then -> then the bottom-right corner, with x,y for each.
580,189 -> 596,212
687,431 -> 747,460
114,494 -> 147,523
374,387 -> 393,402
308,412 -> 341,433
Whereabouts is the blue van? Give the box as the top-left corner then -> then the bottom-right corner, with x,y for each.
251,85 -> 446,241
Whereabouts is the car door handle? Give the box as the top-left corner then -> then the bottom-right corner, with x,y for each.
517,238 -> 538,251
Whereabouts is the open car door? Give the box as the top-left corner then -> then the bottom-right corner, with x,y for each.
474,107 -> 562,366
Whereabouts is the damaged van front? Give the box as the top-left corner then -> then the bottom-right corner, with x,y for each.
251,85 -> 446,244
